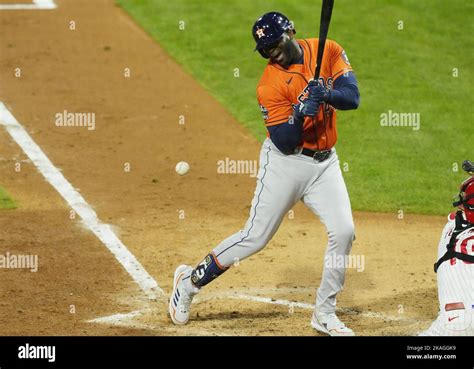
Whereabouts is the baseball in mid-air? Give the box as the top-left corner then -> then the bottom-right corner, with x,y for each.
175,161 -> 190,175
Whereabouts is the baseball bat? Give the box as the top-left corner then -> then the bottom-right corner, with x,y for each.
314,0 -> 335,80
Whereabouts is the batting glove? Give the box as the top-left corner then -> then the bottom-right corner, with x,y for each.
293,80 -> 328,119
308,80 -> 329,105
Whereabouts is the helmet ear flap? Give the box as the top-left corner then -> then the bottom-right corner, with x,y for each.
258,49 -> 270,59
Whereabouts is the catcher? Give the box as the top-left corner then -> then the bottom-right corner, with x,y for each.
420,160 -> 474,336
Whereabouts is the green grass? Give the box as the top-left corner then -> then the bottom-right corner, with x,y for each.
116,0 -> 473,215
0,186 -> 16,209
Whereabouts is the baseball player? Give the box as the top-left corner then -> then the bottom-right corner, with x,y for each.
420,161 -> 474,336
169,12 -> 360,336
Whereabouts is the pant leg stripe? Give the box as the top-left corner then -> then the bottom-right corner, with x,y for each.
216,145 -> 271,259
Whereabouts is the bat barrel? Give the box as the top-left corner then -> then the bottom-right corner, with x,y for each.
314,0 -> 335,80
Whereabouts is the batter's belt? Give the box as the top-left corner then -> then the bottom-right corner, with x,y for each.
301,147 -> 333,162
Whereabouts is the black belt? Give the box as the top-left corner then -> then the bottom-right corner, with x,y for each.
301,148 -> 333,162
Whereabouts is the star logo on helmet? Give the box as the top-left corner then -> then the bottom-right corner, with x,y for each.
256,28 -> 265,39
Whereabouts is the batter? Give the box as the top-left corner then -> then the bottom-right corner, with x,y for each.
169,11 -> 360,336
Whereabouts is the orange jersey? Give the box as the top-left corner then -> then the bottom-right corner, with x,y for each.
256,39 -> 353,151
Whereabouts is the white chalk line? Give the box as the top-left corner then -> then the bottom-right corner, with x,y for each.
197,289 -> 429,323
0,102 -> 163,300
87,309 -> 145,324
218,292 -> 425,323
0,0 -> 56,10
87,309 -> 225,336
88,289 -> 427,333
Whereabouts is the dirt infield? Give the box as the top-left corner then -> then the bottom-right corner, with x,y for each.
0,0 -> 446,336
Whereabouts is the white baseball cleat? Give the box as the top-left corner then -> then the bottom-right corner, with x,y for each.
169,265 -> 199,325
311,311 -> 355,336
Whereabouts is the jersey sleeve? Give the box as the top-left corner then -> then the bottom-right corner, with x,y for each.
437,217 -> 456,259
257,84 -> 293,127
327,40 -> 353,81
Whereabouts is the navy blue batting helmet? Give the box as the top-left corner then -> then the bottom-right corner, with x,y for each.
252,12 -> 295,58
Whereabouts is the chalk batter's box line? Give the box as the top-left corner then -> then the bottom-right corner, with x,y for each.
0,0 -> 56,10
0,101 -> 163,300
87,289 -> 427,334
